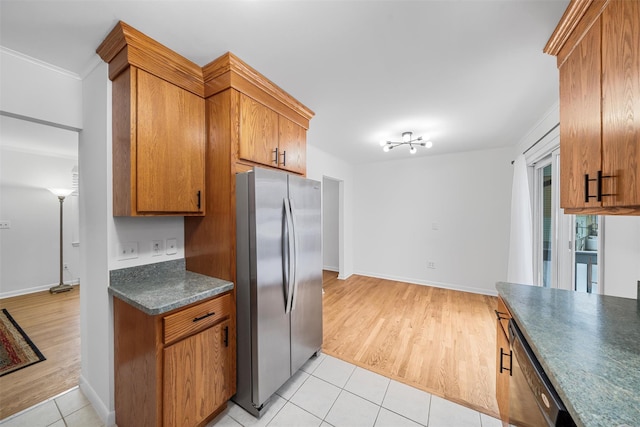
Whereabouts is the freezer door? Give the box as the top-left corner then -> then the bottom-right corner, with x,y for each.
288,174 -> 323,373
249,168 -> 292,408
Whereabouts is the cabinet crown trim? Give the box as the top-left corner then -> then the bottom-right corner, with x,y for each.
96,21 -> 205,97
202,52 -> 315,122
544,0 -> 610,61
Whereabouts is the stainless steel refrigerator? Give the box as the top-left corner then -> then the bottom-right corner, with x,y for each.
233,167 -> 323,418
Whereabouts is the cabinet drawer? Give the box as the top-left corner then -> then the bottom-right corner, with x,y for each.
164,294 -> 231,344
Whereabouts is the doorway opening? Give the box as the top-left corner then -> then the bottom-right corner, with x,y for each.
322,176 -> 344,279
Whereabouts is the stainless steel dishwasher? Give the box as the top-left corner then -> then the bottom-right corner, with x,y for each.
508,319 -> 576,427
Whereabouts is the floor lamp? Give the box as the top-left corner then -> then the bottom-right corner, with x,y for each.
48,188 -> 74,294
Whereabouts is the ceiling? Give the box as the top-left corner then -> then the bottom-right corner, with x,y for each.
0,0 -> 569,164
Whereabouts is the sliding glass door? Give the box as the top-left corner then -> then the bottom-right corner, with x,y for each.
532,150 -> 603,293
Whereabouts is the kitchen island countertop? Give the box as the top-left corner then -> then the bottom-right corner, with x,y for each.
109,259 -> 233,315
497,282 -> 640,427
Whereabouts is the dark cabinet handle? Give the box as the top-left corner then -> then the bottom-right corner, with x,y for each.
223,326 -> 229,347
585,171 -> 614,202
193,312 -> 215,322
197,190 -> 201,210
273,147 -> 279,165
499,348 -> 512,375
494,310 -> 509,321
281,150 -> 287,167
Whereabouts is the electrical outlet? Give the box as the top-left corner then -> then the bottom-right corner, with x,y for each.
152,240 -> 164,256
427,260 -> 436,269
118,242 -> 139,260
432,222 -> 439,231
166,238 -> 177,255
0,220 -> 11,229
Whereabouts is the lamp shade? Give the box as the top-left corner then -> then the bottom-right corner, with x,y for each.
48,188 -> 74,198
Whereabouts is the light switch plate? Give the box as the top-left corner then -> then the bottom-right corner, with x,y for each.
166,238 -> 177,255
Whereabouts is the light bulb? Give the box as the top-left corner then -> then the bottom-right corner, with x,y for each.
402,132 -> 411,143
383,145 -> 390,152
410,146 -> 417,154
379,140 -> 387,147
425,141 -> 433,149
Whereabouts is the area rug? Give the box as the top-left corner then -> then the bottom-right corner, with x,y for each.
0,308 -> 46,377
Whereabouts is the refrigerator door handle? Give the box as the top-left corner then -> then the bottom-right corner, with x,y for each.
289,197 -> 300,311
283,197 -> 296,314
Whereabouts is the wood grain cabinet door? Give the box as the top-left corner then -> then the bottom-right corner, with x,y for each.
278,116 -> 307,175
602,0 -> 640,207
495,298 -> 511,425
163,320 -> 231,427
559,17 -> 603,210
239,93 -> 279,168
136,69 -> 205,214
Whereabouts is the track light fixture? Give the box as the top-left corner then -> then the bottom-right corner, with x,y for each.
379,131 -> 433,154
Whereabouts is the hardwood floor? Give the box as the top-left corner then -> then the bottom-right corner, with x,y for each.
0,286 -> 80,420
322,271 -> 500,418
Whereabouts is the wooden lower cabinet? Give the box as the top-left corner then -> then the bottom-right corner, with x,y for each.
114,293 -> 234,427
164,320 -> 231,426
495,296 -> 512,426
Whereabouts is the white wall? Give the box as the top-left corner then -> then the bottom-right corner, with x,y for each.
79,60 -> 186,425
353,147 -> 514,295
306,144 -> 354,279
0,47 -> 82,130
79,62 -> 113,424
0,146 -> 80,297
322,177 -> 339,271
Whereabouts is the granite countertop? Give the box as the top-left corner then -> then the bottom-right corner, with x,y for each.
497,282 -> 640,427
109,259 -> 234,315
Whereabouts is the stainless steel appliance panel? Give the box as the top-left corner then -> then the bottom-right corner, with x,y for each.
287,174 -> 323,372
251,168 -> 292,407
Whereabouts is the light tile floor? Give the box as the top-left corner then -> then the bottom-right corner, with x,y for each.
207,353 -> 503,427
0,386 -> 103,427
0,354 -> 502,427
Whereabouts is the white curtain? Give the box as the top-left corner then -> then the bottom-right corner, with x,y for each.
507,154 -> 534,285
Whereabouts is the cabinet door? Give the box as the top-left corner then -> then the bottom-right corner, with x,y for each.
239,93 -> 279,168
602,0 -> 640,207
136,69 -> 205,214
279,116 -> 307,175
164,320 -> 231,427
559,18 -> 602,209
495,298 -> 511,426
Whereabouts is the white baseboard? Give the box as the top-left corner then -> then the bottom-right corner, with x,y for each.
79,376 -> 116,427
0,280 -> 79,299
352,270 -> 498,296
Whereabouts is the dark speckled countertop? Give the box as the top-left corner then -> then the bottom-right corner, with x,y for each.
497,282 -> 640,427
109,259 -> 234,315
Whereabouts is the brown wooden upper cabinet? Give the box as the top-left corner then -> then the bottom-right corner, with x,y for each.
97,21 -> 206,216
546,0 -> 640,215
239,93 -> 307,175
